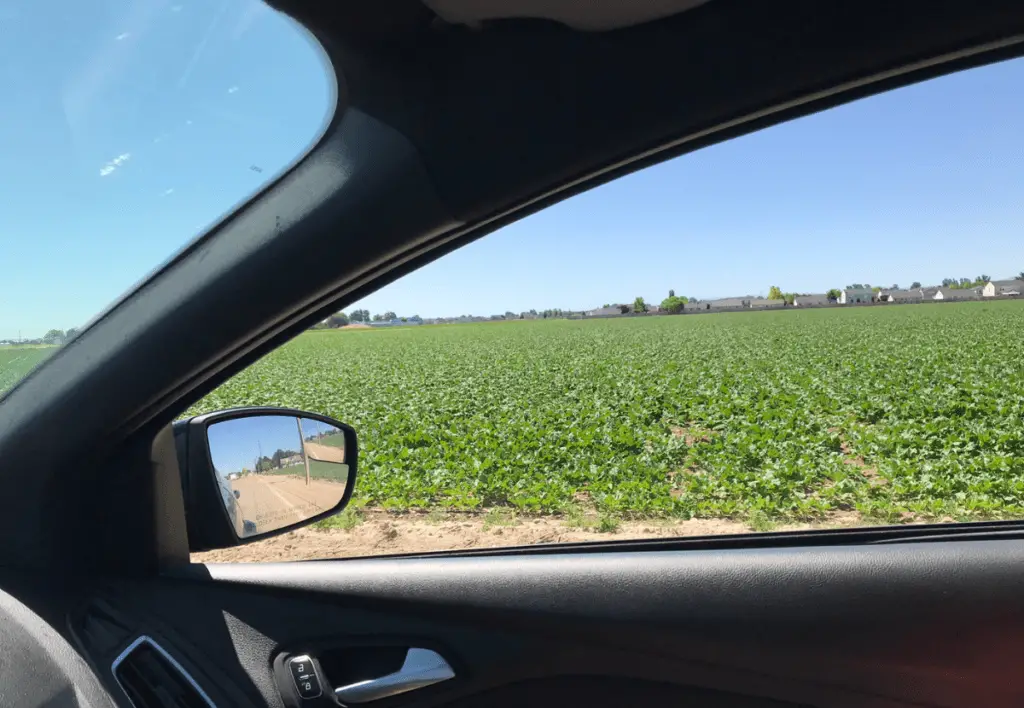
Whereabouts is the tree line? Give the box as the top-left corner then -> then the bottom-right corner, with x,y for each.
0,328 -> 79,346
309,270 -> 1024,329
313,309 -> 423,329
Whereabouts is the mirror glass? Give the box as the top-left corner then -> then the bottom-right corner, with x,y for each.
206,415 -> 350,538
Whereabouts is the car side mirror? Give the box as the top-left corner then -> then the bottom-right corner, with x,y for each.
173,407 -> 358,552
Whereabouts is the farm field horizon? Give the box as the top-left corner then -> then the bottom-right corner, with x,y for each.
0,346 -> 55,394
189,299 -> 1024,530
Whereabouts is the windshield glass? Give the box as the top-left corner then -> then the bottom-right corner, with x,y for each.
0,0 -> 334,395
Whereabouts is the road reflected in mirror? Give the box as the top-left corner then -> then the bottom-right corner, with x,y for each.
207,415 -> 350,538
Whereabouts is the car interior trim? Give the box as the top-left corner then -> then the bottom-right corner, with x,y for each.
111,634 -> 217,708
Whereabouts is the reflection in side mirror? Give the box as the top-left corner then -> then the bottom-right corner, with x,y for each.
206,413 -> 353,539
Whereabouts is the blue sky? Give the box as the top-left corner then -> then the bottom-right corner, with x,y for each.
0,0 -> 332,340
208,415 -> 304,477
1,4 -> 1023,339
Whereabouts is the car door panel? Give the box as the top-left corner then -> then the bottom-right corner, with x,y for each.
74,582 -> 807,708
50,540 -> 1024,708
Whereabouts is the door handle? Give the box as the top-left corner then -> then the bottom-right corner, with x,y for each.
333,648 -> 455,703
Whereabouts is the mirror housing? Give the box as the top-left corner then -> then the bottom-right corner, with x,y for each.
173,407 -> 358,552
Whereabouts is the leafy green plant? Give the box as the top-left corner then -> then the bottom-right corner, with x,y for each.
482,508 -> 518,530
314,506 -> 363,531
597,515 -> 621,533
747,510 -> 776,532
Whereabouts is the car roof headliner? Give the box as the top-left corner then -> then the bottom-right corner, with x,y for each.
422,0 -> 712,31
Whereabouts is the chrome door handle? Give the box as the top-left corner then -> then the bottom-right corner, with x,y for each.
333,648 -> 455,703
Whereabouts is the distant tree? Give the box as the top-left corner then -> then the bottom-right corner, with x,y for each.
826,289 -> 841,302
911,281 -> 921,289
941,278 -> 955,287
783,293 -> 795,306
979,275 -> 991,283
372,313 -> 383,321
505,311 -> 516,320
602,304 -> 610,309
381,311 -> 397,321
668,289 -> 675,298
660,295 -> 688,314
618,304 -> 630,315
1019,271 -> 1024,280
767,286 -> 783,300
633,297 -> 648,313
871,286 -> 881,293
65,327 -> 78,340
326,312 -> 349,328
349,309 -> 370,323
42,329 -> 64,345
890,284 -> 898,291
529,309 -> 538,315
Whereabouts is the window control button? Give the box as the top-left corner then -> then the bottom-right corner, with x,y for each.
288,656 -> 322,699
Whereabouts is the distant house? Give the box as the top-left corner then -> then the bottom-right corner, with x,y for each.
645,304 -> 661,313
880,289 -> 922,303
749,298 -> 784,309
840,287 -> 874,304
793,294 -> 831,307
369,318 -> 421,327
683,301 -> 707,312
936,287 -> 981,301
983,279 -> 1024,297
586,306 -> 621,317
705,297 -> 751,310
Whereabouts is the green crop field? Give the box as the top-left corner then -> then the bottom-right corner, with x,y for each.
190,301 -> 1024,524
316,432 -> 346,449
0,347 -> 55,394
308,459 -> 350,484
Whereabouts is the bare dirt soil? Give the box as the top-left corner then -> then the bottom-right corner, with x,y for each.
230,475 -> 347,531
191,510 -> 866,563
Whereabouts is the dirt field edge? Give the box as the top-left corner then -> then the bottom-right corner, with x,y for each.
191,509 -> 872,563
